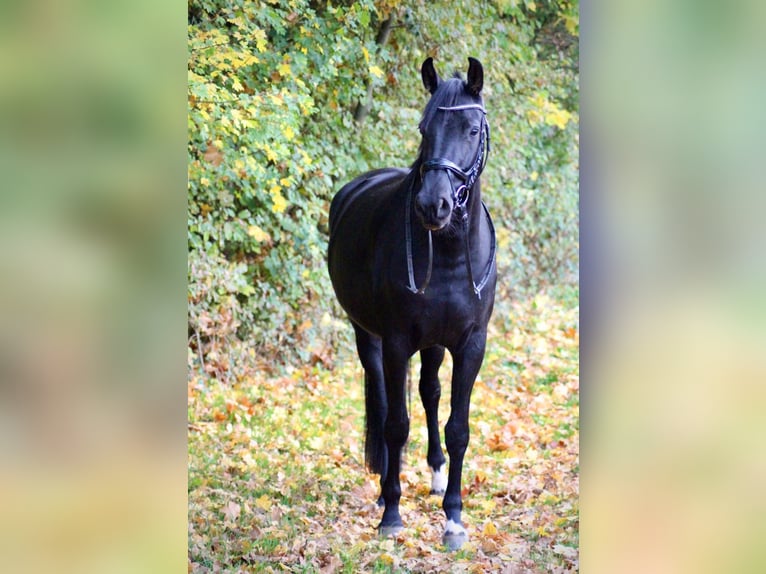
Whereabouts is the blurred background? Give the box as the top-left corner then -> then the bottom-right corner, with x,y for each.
1,0 -> 764,571
0,0 -> 186,571
583,0 -> 766,571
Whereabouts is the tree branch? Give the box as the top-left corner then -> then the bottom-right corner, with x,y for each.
353,15 -> 395,124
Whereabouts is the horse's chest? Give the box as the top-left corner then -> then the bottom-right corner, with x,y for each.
403,286 -> 479,347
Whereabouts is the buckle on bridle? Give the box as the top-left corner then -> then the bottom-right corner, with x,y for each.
454,184 -> 469,210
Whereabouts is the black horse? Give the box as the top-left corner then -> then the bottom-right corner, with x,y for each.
327,57 -> 496,550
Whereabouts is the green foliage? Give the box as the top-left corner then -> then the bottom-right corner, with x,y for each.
187,0 -> 578,372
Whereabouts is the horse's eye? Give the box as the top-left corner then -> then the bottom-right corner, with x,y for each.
470,126 -> 480,136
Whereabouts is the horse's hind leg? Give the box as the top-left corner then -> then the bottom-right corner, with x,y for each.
352,322 -> 387,505
419,346 -> 447,495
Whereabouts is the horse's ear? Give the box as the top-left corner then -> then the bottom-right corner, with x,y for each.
421,57 -> 440,94
466,57 -> 484,96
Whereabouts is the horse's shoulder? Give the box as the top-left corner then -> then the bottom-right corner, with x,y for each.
330,168 -> 409,233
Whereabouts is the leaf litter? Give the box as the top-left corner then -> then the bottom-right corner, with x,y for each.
189,294 -> 578,572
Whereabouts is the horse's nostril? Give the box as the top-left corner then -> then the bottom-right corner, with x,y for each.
415,194 -> 450,224
414,195 -> 427,216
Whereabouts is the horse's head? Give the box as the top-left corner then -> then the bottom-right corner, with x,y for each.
414,57 -> 489,232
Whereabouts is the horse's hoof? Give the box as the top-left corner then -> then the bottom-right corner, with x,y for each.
443,531 -> 468,551
379,524 -> 404,538
443,520 -> 468,550
429,488 -> 446,496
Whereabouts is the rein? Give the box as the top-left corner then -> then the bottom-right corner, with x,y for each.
406,103 -> 496,299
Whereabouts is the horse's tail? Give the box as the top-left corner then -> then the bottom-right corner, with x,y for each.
364,371 -> 388,477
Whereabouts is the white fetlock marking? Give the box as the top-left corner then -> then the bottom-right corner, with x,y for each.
444,519 -> 467,537
430,464 -> 447,493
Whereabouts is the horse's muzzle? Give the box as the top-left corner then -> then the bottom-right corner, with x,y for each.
415,170 -> 455,230
414,192 -> 452,230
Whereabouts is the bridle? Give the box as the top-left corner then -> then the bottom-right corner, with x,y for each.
419,103 -> 490,213
405,103 -> 496,299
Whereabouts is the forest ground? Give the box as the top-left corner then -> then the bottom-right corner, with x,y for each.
189,292 -> 579,573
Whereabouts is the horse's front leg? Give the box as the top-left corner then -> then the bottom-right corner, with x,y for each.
442,328 -> 487,550
378,337 -> 411,537
419,346 -> 447,495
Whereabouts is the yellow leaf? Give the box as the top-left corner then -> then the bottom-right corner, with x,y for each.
271,190 -> 287,214
564,15 -> 578,36
282,125 -> 295,140
362,46 -> 370,63
278,62 -> 291,77
482,521 -> 498,536
379,553 -> 394,565
529,92 -> 547,109
254,494 -> 271,511
263,145 -> 278,162
247,225 -> 271,242
253,29 -> 268,53
369,65 -> 384,78
544,107 -> 572,129
530,171 -> 538,181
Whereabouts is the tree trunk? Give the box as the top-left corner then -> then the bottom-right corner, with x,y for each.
353,15 -> 395,124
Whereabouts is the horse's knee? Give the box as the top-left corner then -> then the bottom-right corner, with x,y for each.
419,378 -> 441,407
444,419 -> 469,455
384,416 -> 410,446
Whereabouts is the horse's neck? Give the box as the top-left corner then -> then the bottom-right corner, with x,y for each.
466,183 -> 484,226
